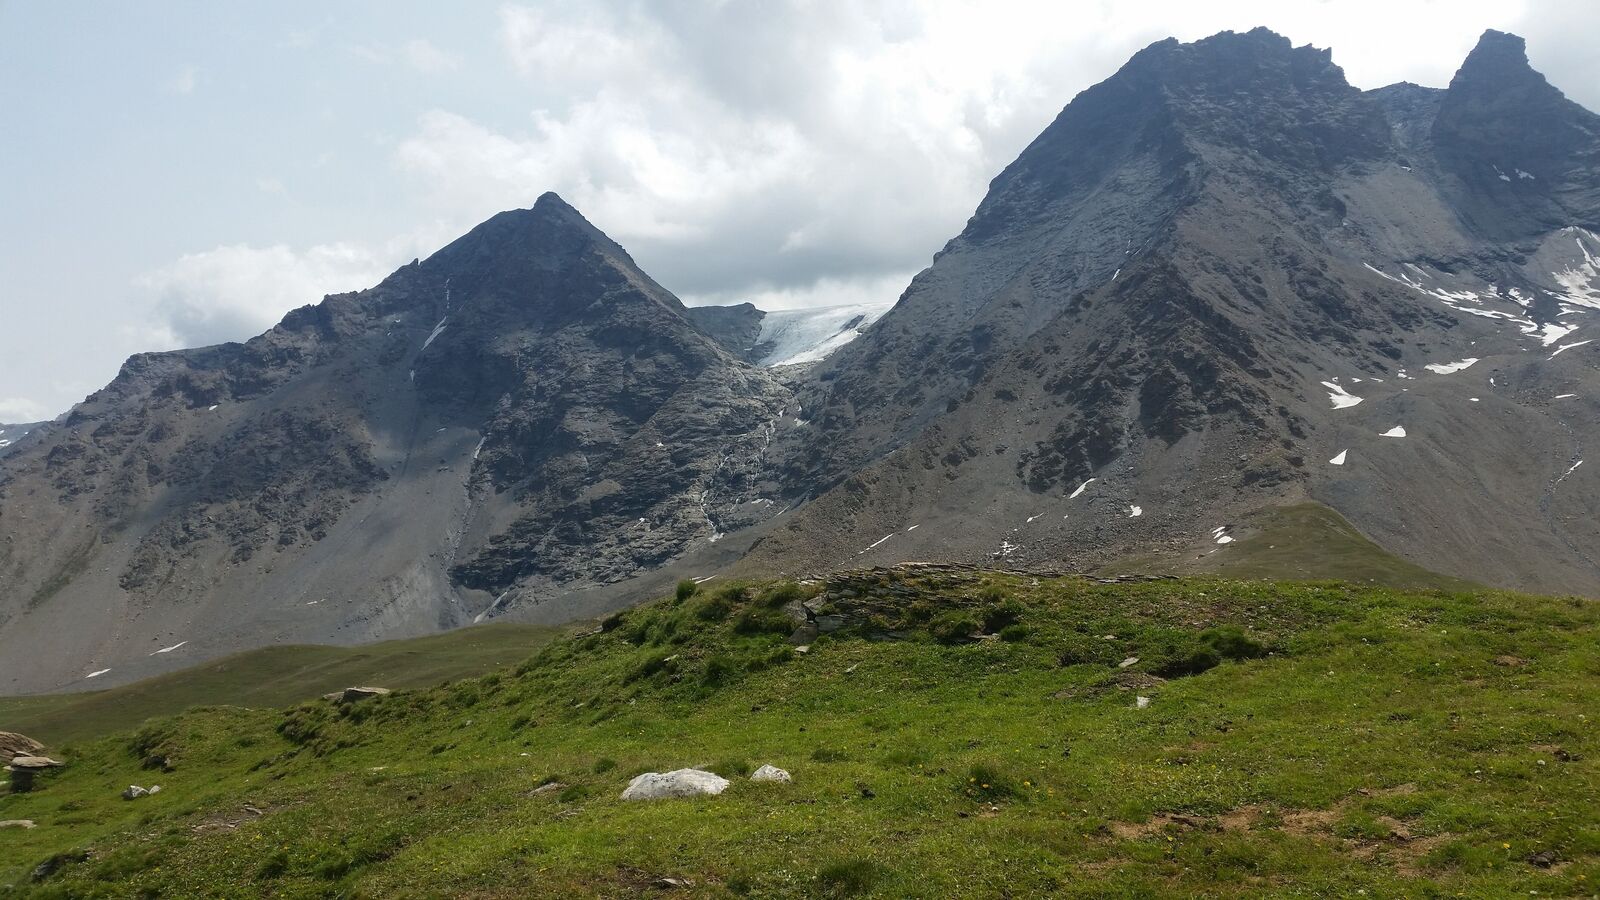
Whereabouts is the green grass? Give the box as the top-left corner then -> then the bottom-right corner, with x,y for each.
0,623 -> 560,746
1120,502 -> 1481,592
2,570 -> 1597,897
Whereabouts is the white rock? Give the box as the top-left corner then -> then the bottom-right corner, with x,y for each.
750,764 -> 792,783
1118,657 -> 1139,668
1135,696 -> 1152,709
122,785 -> 149,800
620,768 -> 730,800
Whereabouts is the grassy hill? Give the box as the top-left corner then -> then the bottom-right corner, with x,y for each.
0,623 -> 560,746
1,568 -> 1596,897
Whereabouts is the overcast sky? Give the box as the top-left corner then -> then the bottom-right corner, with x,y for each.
2,1 -> 1596,420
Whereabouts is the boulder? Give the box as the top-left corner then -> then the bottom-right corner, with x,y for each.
6,755 -> 62,793
620,768 -> 730,800
323,686 -> 391,703
815,615 -> 848,634
750,764 -> 792,783
0,819 -> 36,829
0,731 -> 44,762
122,785 -> 148,800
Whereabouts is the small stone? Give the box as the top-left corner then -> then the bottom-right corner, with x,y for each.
1118,657 -> 1139,668
0,819 -> 35,829
122,785 -> 149,800
750,764 -> 791,783
793,645 -> 810,654
1135,696 -> 1152,709
530,782 -> 563,796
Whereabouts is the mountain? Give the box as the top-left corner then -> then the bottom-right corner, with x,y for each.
748,28 -> 1600,596
0,421 -> 44,459
4,28 -> 1599,694
0,195 -> 802,693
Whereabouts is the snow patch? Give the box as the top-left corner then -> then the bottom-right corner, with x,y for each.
751,302 -> 892,367
1550,339 -> 1592,358
85,668 -> 111,679
1128,505 -> 1143,518
151,640 -> 188,655
1424,358 -> 1478,375
861,533 -> 894,553
1069,478 -> 1095,498
1321,381 -> 1363,409
421,317 -> 448,351
1380,426 -> 1407,438
1329,449 -> 1348,466
1556,393 -> 1577,399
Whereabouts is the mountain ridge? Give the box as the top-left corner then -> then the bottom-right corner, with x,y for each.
3,28 -> 1598,695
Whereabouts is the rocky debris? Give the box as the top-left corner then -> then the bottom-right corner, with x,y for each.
750,764 -> 792,783
122,784 -> 161,800
0,731 -> 45,762
0,819 -> 36,828
323,686 -> 391,703
620,768 -> 730,800
5,755 -> 63,793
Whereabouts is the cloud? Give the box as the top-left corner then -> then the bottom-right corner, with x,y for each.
352,38 -> 460,74
169,65 -> 198,95
0,398 -> 50,422
392,0 -> 1562,310
134,236 -> 440,348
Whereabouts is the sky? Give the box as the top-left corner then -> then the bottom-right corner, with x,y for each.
2,1 -> 1597,421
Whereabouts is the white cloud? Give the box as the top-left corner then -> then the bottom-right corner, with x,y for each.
169,65 -> 198,95
134,231 -> 447,348
352,38 -> 460,74
401,38 -> 459,74
392,0 -> 1545,310
0,398 -> 50,422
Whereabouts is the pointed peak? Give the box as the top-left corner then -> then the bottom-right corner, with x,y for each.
532,191 -> 578,215
1451,30 -> 1541,90
1468,29 -> 1528,61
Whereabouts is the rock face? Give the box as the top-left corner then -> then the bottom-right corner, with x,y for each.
0,422 -> 44,459
748,28 -> 1600,597
620,768 -> 731,800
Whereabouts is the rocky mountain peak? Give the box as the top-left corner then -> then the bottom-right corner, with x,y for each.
1451,30 -> 1537,89
1433,30 -> 1600,239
